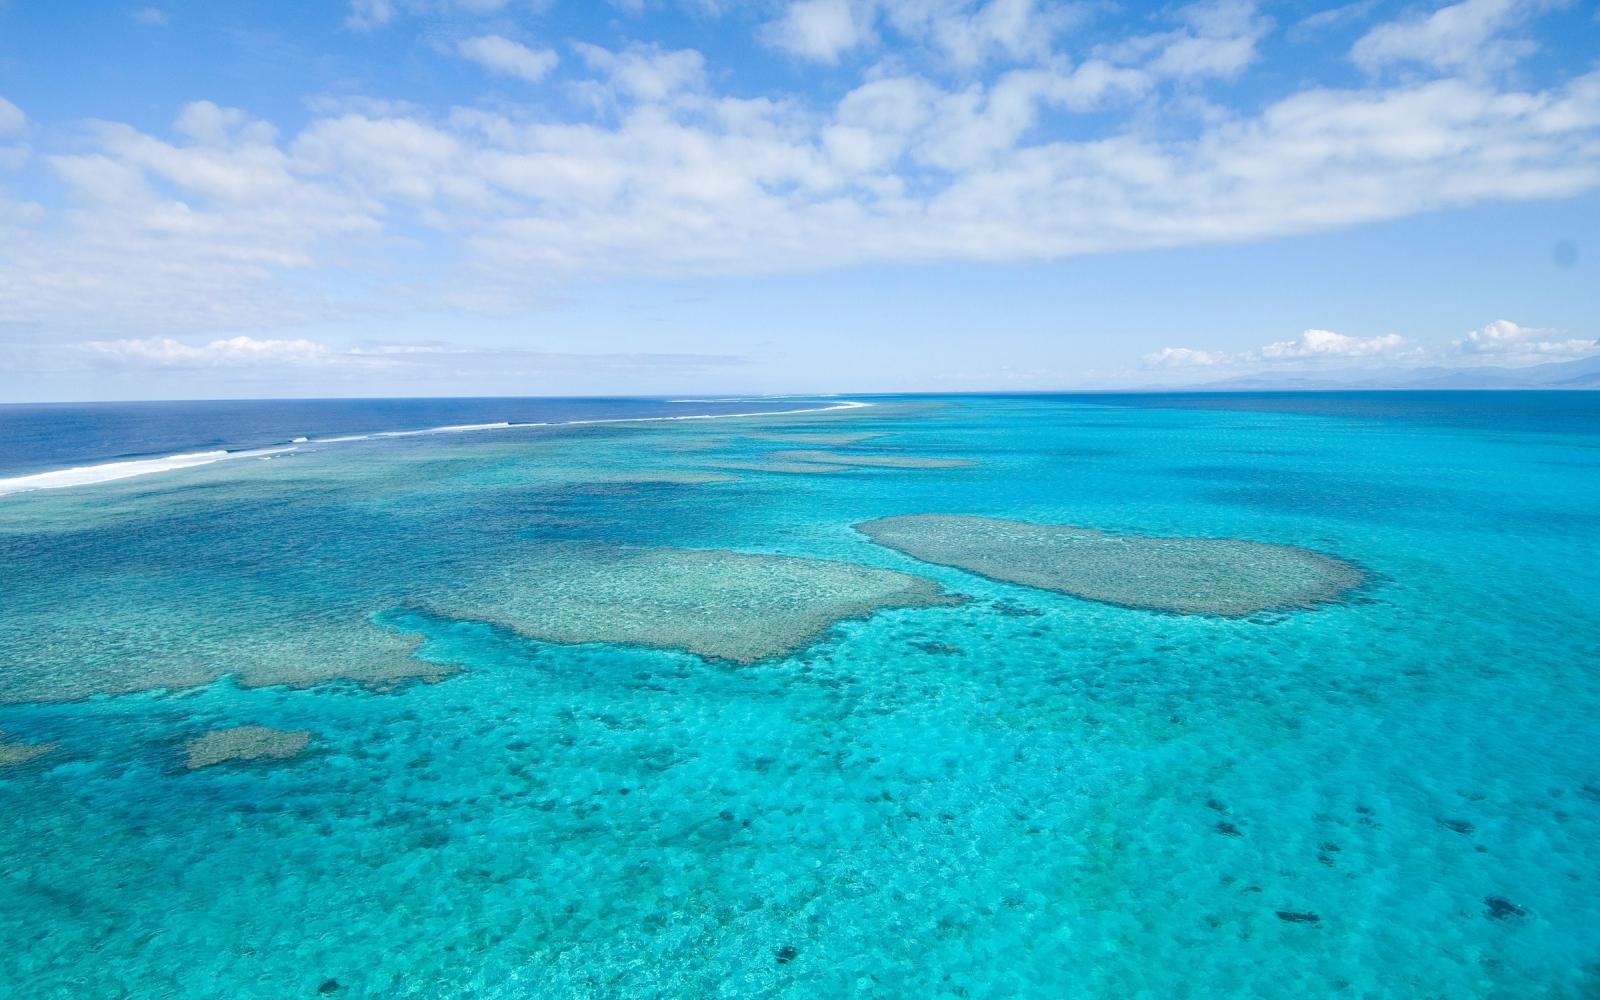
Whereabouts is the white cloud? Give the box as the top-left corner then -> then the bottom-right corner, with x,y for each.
0,15 -> 1598,340
765,0 -> 874,63
292,113 -> 462,201
1144,329 -> 1414,369
82,336 -> 343,368
881,0 -> 1085,68
1142,347 -> 1228,367
1144,321 -> 1598,375
1351,0 -> 1548,75
345,0 -> 533,29
1095,0 -> 1270,82
1291,0 -> 1379,39
172,101 -> 261,145
71,335 -> 747,379
346,0 -> 396,30
1147,0 -> 1271,80
1257,328 -> 1410,359
765,0 -> 1088,67
1453,319 -> 1597,359
132,7 -> 169,26
0,96 -> 25,136
0,198 -> 45,225
458,35 -> 559,84
573,43 -> 706,103
0,102 -> 375,334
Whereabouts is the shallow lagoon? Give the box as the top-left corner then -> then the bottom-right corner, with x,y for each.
2,393 -> 1600,998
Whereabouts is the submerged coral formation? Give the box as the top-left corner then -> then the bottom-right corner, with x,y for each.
767,450 -> 975,469
858,514 -> 1362,615
230,623 -> 458,693
0,612 -> 453,705
0,732 -> 55,769
564,469 -> 739,485
744,432 -> 885,445
184,726 -> 311,770
699,460 -> 850,474
439,547 -> 960,663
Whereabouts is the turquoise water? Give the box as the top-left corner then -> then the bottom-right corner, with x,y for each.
2,393 -> 1599,997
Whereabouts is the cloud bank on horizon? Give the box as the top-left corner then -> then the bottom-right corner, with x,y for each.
0,0 -> 1596,394
1145,319 -> 1599,374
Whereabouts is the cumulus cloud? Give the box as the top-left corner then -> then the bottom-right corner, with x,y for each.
573,43 -> 706,102
345,0 -> 523,30
1144,320 -> 1598,375
1104,0 -> 1272,81
1453,319 -> 1597,360
1142,347 -> 1228,368
1352,0 -> 1549,75
345,0 -> 396,30
1144,329 -> 1414,369
877,0 -> 1087,68
457,35 -> 559,83
764,0 -> 1083,67
72,335 -> 747,378
1258,328 -> 1410,359
5,63 -> 1599,338
0,96 -> 25,136
82,336 -> 343,368
1291,0 -> 1379,39
0,1 -> 1596,340
764,0 -> 874,63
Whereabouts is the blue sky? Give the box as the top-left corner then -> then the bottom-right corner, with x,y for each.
0,0 -> 1597,399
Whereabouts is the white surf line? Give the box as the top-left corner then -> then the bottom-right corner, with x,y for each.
307,421 -> 514,444
0,446 -> 298,497
0,401 -> 873,498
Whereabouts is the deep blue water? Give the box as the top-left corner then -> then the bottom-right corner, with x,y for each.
1,392 -> 1598,998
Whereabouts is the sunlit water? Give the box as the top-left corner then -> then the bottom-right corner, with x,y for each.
2,392 -> 1598,998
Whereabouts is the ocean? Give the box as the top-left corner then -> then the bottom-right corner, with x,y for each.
1,391 -> 1597,997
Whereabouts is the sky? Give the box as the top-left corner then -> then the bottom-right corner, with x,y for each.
0,0 -> 1597,400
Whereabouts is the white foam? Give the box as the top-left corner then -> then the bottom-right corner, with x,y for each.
308,421 -> 513,444
0,446 -> 297,496
573,400 -> 871,424
375,421 -> 513,438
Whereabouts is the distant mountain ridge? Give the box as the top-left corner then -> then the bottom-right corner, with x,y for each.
1181,353 -> 1600,391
